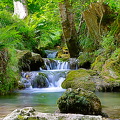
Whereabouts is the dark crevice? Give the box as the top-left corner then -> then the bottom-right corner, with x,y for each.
79,61 -> 91,69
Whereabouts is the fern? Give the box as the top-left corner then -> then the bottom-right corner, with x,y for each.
0,25 -> 22,49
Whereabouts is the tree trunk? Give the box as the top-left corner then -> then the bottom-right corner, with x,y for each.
13,0 -> 28,19
59,0 -> 80,58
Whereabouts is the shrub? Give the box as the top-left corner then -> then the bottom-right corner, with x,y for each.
101,35 -> 115,51
0,48 -> 20,95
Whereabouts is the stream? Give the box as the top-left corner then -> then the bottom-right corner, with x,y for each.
0,50 -> 120,119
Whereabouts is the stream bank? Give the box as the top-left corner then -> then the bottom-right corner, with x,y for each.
62,68 -> 120,92
1,50 -> 120,119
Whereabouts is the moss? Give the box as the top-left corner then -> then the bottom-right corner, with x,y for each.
17,50 -> 44,71
92,48 -> 120,91
57,88 -> 102,115
38,72 -> 48,78
50,58 -> 69,62
101,60 -> 120,83
78,52 -> 94,67
91,55 -> 106,72
0,48 -> 20,95
18,115 -> 24,120
32,73 -> 49,88
28,118 -> 45,120
62,69 -> 96,91
57,46 -> 70,59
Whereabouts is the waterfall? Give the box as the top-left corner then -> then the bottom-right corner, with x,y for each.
45,50 -> 58,58
41,59 -> 70,70
20,50 -> 78,92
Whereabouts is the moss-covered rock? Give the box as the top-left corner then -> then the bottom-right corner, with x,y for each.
92,49 -> 120,91
57,47 -> 70,59
31,73 -> 49,88
61,68 -> 117,92
57,88 -> 102,115
91,56 -> 106,73
62,69 -> 96,91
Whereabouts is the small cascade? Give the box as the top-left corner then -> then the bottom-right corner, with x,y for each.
45,50 -> 58,58
21,70 -> 68,91
41,58 -> 70,70
20,50 -> 78,92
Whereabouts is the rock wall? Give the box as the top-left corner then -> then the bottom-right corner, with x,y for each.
92,48 -> 120,92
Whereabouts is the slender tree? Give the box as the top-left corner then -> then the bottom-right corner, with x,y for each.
59,0 -> 80,57
13,0 -> 28,19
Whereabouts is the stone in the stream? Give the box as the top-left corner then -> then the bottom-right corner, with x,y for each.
3,107 -> 103,120
31,73 -> 49,88
57,88 -> 102,115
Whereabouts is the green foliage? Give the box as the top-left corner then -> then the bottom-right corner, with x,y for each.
26,0 -> 62,48
0,26 -> 22,50
80,36 -> 96,52
0,48 -> 20,95
104,0 -> 120,12
111,48 -> 120,59
0,12 -> 21,95
0,0 -> 13,11
101,35 -> 115,51
0,11 -> 15,27
0,11 -> 38,50
0,22 -> 20,95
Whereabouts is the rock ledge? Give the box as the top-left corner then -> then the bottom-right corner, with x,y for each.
3,107 -> 103,120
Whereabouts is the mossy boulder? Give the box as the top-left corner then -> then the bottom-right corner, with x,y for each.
31,73 -> 49,88
61,69 -> 96,91
57,47 -> 70,59
61,68 -> 114,92
57,88 -> 102,115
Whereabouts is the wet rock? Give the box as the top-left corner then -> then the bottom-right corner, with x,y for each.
57,88 -> 102,115
31,73 -> 49,88
3,107 -> 35,120
18,81 -> 25,89
3,107 -> 103,120
69,58 -> 78,70
17,50 -> 44,71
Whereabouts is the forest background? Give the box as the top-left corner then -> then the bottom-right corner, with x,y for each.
0,0 -> 120,95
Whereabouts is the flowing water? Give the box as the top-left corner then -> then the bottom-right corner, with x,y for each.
0,50 -> 120,119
